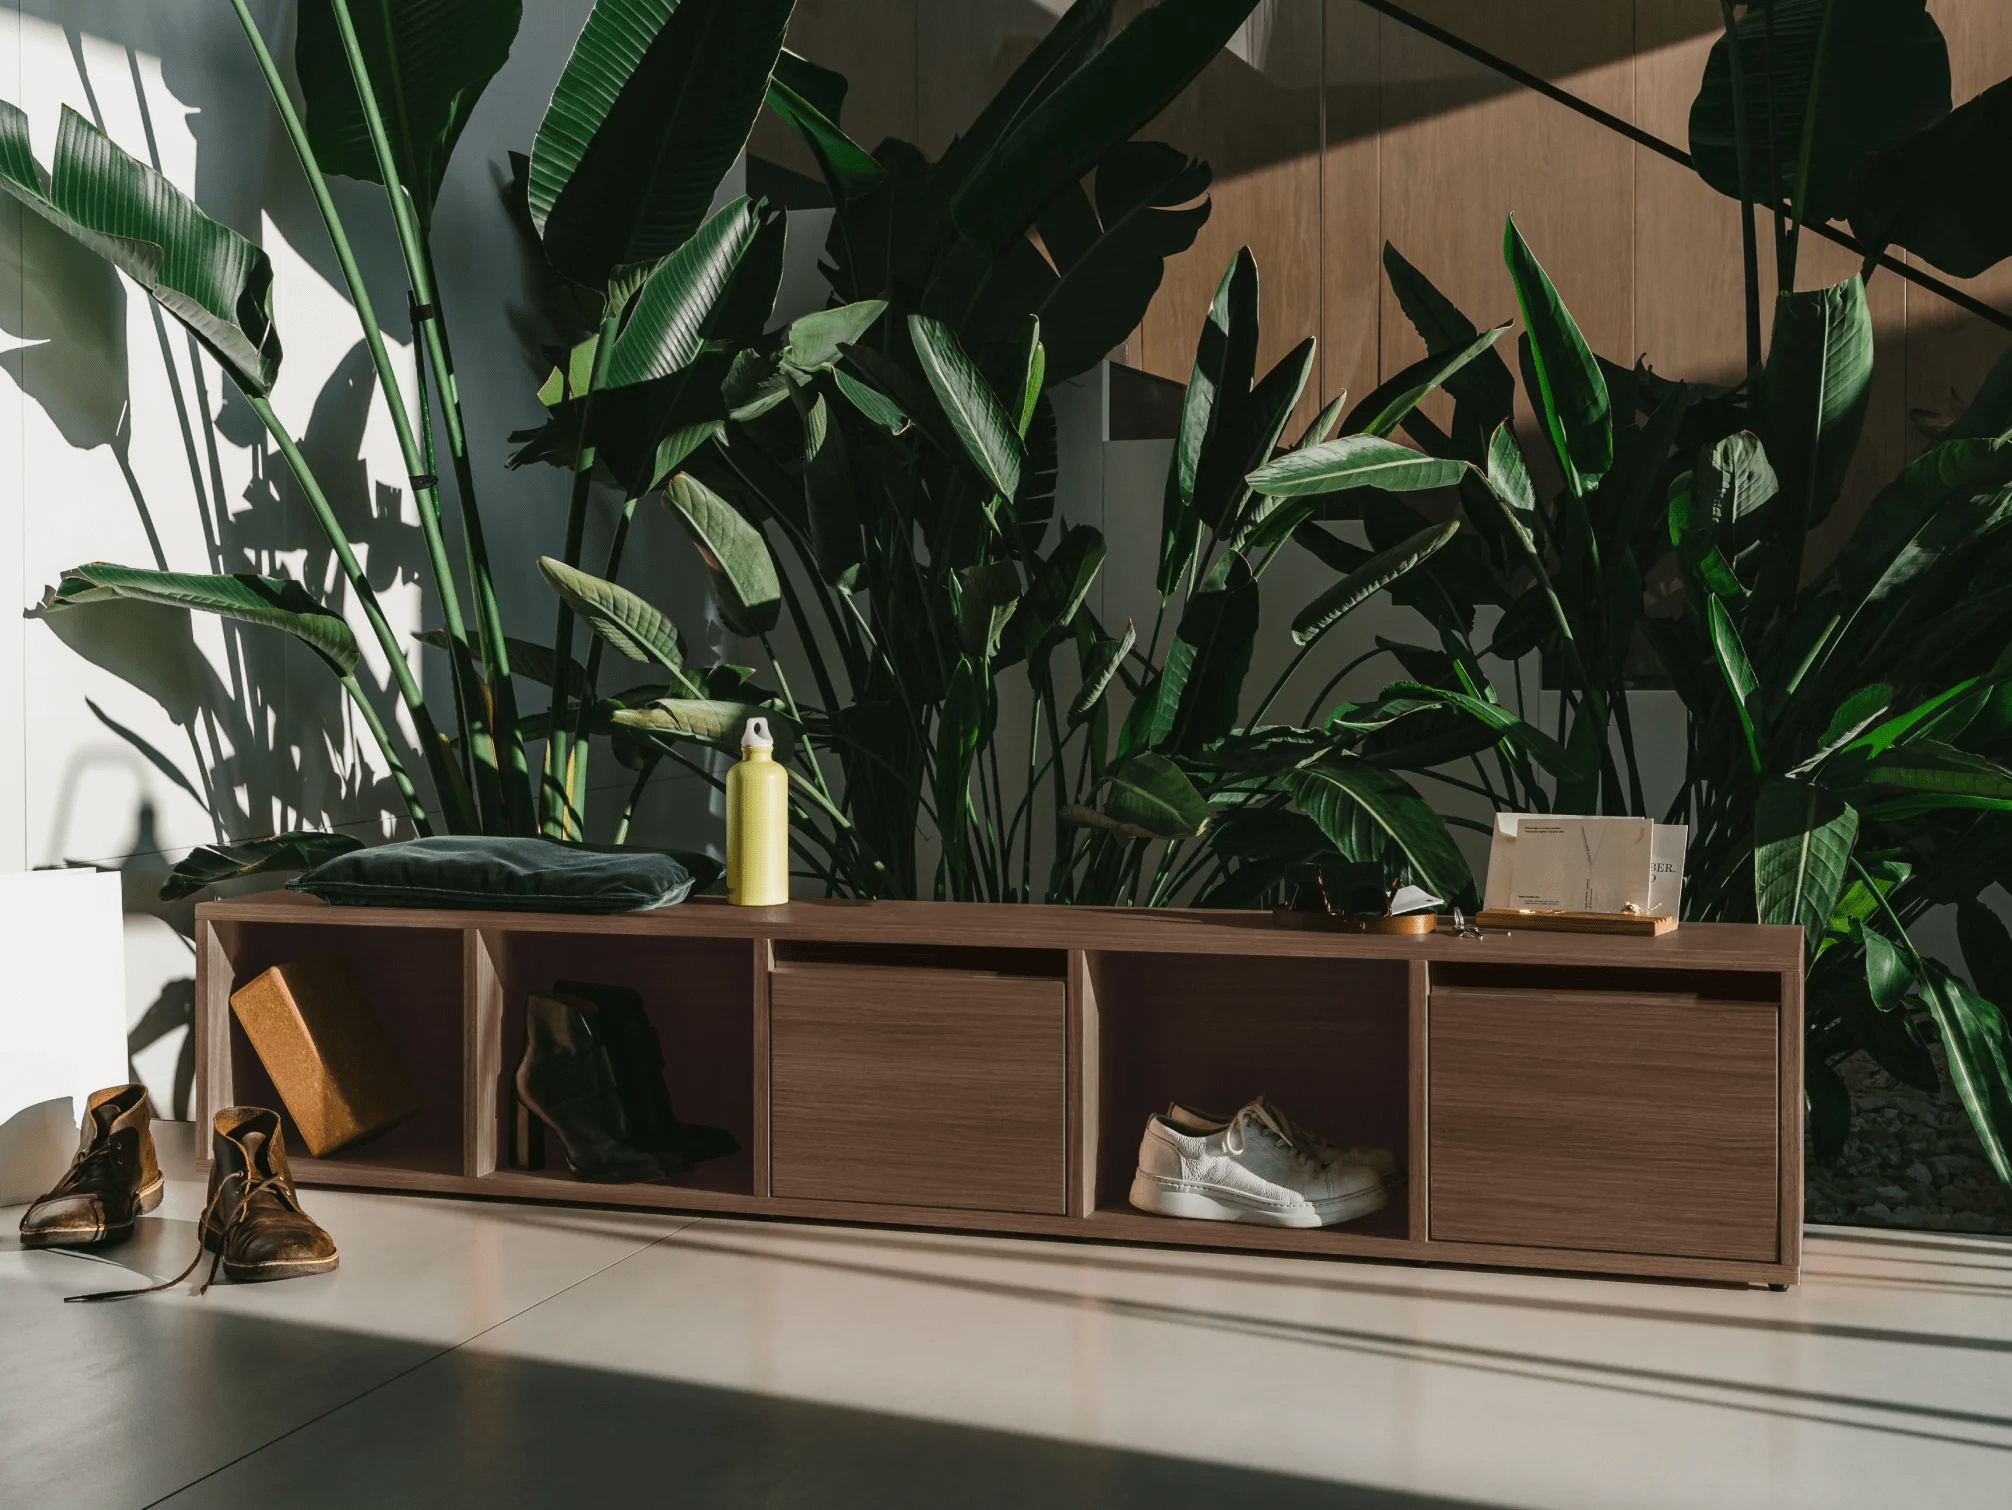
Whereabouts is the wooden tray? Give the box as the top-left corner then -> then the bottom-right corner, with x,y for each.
1473,908 -> 1676,936
1271,907 -> 1438,935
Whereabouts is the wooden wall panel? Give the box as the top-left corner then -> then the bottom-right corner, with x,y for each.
1133,0 -> 1325,435
916,0 -> 1051,159
748,0 -> 917,180
1322,0 -> 1384,415
1378,2 -> 1637,450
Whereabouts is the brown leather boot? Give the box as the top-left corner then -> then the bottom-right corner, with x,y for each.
199,1107 -> 339,1283
19,1085 -> 162,1248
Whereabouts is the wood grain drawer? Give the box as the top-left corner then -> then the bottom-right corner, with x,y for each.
1429,988 -> 1779,1261
770,962 -> 1067,1214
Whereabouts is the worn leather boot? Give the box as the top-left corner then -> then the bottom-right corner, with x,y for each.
514,992 -> 662,1183
19,1085 -> 162,1248
199,1107 -> 339,1283
555,980 -> 738,1168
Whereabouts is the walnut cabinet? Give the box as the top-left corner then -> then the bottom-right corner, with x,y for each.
194,894 -> 1805,1287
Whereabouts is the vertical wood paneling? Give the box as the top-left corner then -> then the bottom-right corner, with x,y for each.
1378,2 -> 1636,446
1322,0 -> 1384,414
1135,0 -> 1326,434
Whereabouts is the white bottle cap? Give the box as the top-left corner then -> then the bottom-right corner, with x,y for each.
741,716 -> 774,750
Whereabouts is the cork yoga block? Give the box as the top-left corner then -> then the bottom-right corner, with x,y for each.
229,957 -> 422,1156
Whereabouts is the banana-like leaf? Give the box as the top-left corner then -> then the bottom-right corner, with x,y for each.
1214,338 -> 1315,538
1696,431 -> 1778,526
0,105 -> 280,394
1069,619 -> 1136,723
1291,522 -> 1460,649
529,0 -> 791,290
1381,681 -> 1592,782
1344,323 -> 1510,440
1754,777 -> 1859,953
765,48 -> 885,200
414,627 -> 586,689
936,658 -> 984,876
1915,957 -> 2012,1197
664,473 -> 781,637
1382,242 -> 1516,449
1503,215 -> 1610,496
950,0 -> 1261,256
1284,755 -> 1473,904
957,562 -> 1023,661
1487,423 -> 1535,513
1034,142 -> 1212,382
833,367 -> 909,434
536,557 -> 694,687
783,300 -> 888,373
1165,552 -> 1259,753
1158,250 -> 1256,593
1247,435 -> 1465,499
1689,0 -> 1950,228
296,0 -> 521,224
1854,77 -> 2012,277
1862,741 -> 2012,808
1835,437 -> 2012,603
1007,524 -> 1106,663
605,197 -> 761,386
1765,276 -> 1874,532
1707,596 -> 1764,771
909,313 -> 1024,501
610,697 -> 799,758
41,563 -> 358,674
1063,752 -> 1210,840
160,830 -> 364,902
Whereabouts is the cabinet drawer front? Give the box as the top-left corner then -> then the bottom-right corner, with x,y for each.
770,964 -> 1067,1215
1430,989 -> 1779,1261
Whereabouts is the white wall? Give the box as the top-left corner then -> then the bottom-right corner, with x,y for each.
0,0 -> 736,1116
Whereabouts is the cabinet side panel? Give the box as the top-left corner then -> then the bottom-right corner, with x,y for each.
1409,958 -> 1429,1242
1780,967 -> 1804,1271
753,937 -> 772,1199
194,918 -> 238,1167
465,930 -> 504,1178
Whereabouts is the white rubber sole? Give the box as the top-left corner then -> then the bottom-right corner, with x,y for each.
1129,1170 -> 1388,1228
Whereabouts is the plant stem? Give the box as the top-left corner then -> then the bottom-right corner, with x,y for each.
339,673 -> 431,833
1782,0 -> 1840,292
612,753 -> 659,845
247,393 -> 471,831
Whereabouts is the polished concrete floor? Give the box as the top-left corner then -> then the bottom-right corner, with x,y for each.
2,1125 -> 2007,1509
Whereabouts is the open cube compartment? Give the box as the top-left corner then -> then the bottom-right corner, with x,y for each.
216,921 -> 465,1179
488,929 -> 758,1197
1093,950 -> 1414,1244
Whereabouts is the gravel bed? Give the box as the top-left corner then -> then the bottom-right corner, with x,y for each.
1804,1045 -> 2011,1234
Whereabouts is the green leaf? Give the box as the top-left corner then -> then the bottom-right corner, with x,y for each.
1915,959 -> 2012,1198
1159,249 -> 1256,594
1247,435 -> 1466,498
1033,142 -> 1212,382
950,0 -> 1262,256
909,313 -> 1025,500
764,48 -> 885,200
664,473 -> 780,636
536,557 -> 696,687
1291,522 -> 1460,649
1708,595 -> 1764,770
1503,214 -> 1610,495
1382,681 -> 1592,782
832,367 -> 910,434
782,299 -> 888,373
1863,741 -> 2012,804
1345,323 -> 1511,440
1689,0 -> 1950,228
1064,752 -> 1211,840
1835,437 -> 2012,604
529,0 -> 791,290
414,628 -> 586,690
1860,920 -> 1914,1015
1754,777 -> 1859,953
40,563 -> 357,674
1486,423 -> 1535,513
160,830 -> 365,902
1960,899 -> 2012,1012
610,697 -> 798,758
1010,524 -> 1106,661
0,105 -> 280,394
1807,1059 -> 1852,1164
1382,241 -> 1516,450
1764,276 -> 1874,531
957,562 -> 1024,661
296,0 -> 521,224
605,197 -> 762,386
1853,76 -> 2012,277
1166,551 -> 1259,752
1069,619 -> 1136,723
1284,754 -> 1473,904
1696,431 -> 1778,526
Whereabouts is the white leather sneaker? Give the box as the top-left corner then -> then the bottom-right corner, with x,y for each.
1165,1097 -> 1406,1191
1130,1098 -> 1387,1227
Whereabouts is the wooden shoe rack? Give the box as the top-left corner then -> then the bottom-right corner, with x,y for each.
193,893 -> 1805,1286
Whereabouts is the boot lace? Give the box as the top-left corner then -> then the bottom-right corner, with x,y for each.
64,1170 -> 284,1304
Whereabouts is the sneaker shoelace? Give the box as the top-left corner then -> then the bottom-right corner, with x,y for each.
1220,1101 -> 1318,1174
63,1169 -> 284,1304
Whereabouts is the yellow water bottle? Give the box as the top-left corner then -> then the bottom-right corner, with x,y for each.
726,716 -> 789,905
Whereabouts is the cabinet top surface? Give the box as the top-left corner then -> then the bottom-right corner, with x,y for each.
198,892 -> 1803,971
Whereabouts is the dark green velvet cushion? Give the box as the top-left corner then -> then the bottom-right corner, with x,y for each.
287,836 -> 722,913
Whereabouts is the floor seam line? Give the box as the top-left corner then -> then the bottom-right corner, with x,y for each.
136,1213 -> 701,1508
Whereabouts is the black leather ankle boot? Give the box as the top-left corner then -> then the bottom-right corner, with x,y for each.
514,992 -> 662,1184
555,980 -> 738,1168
